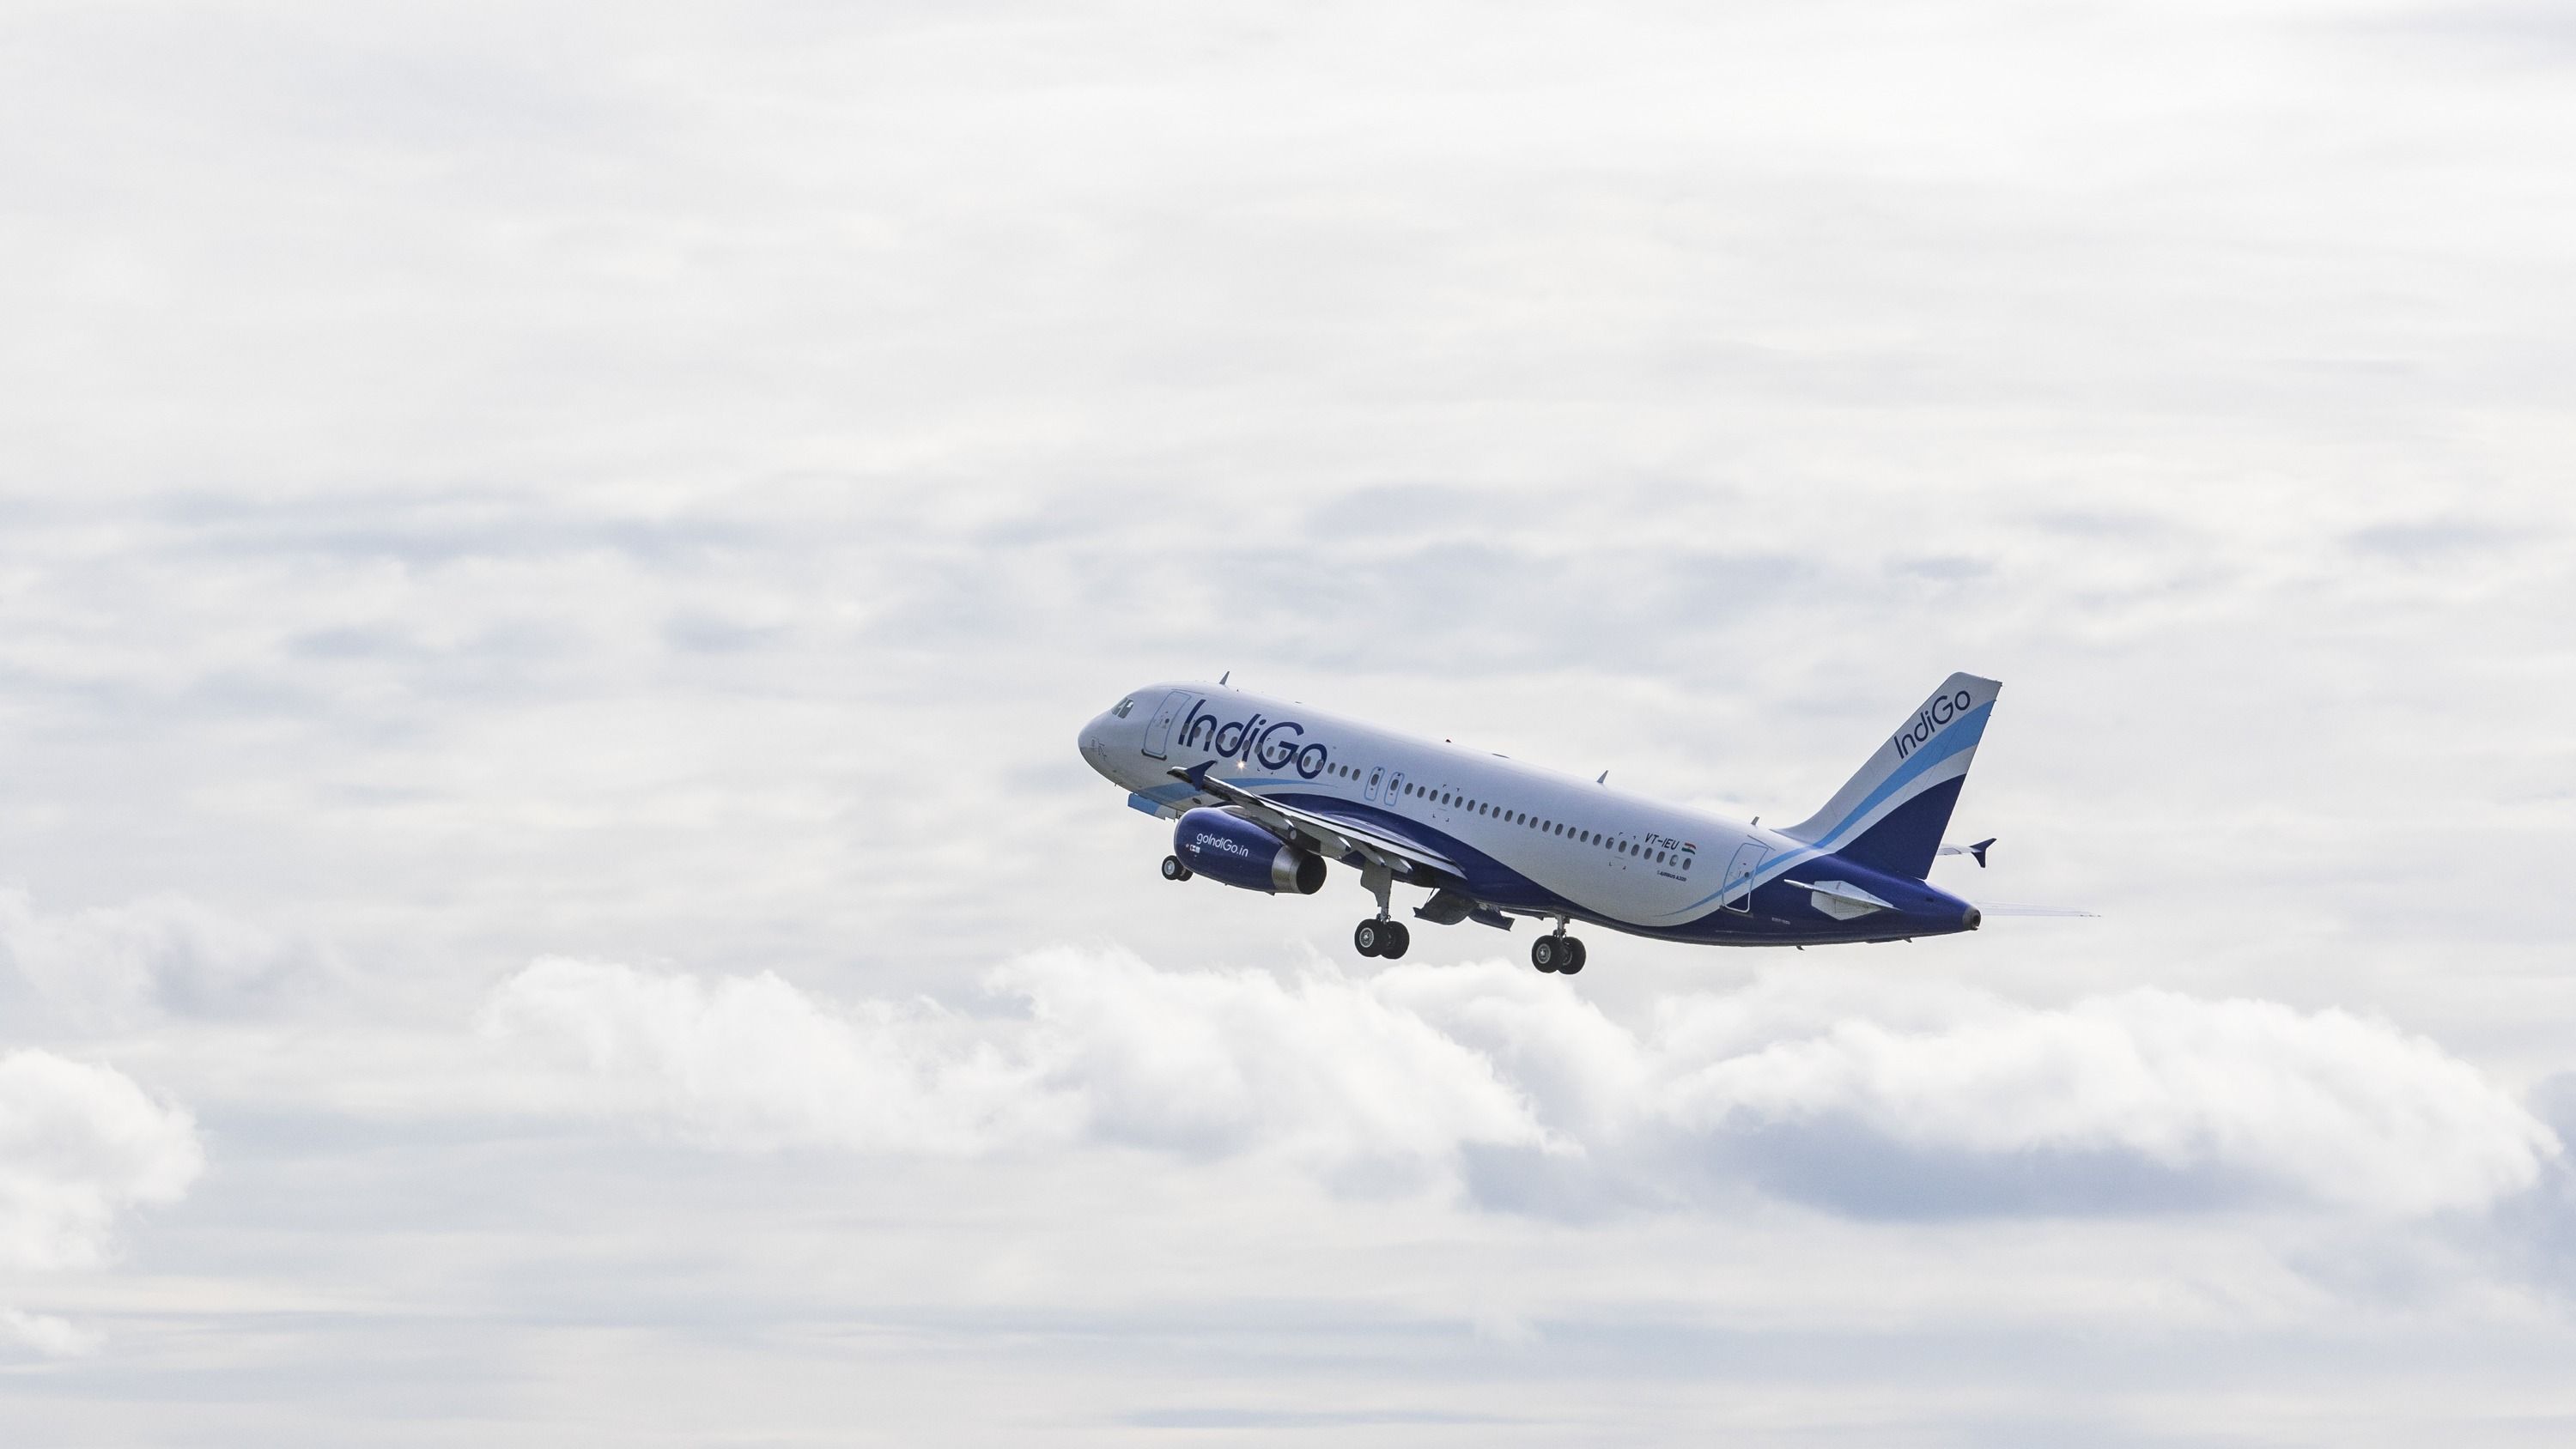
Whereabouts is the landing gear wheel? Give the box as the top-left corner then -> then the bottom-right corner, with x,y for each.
1161,855 -> 1192,882
1559,937 -> 1587,974
1354,919 -> 1384,957
1378,921 -> 1411,960
1531,937 -> 1563,973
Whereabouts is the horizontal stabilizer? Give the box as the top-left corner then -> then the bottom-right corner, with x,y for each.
1789,877 -> 1894,921
1936,837 -> 1995,867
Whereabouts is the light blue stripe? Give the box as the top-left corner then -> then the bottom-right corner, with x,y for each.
1651,702 -> 1991,919
1810,701 -> 1990,850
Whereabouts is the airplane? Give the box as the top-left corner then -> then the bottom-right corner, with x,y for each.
1076,673 -> 2016,973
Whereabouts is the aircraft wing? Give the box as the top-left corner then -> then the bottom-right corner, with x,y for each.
1167,764 -> 1461,885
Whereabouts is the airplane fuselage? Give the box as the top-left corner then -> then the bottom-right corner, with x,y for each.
1078,681 -> 1984,950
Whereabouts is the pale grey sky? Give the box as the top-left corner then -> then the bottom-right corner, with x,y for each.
3,1 -> 2573,1443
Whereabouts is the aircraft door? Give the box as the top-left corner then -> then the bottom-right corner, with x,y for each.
1722,840 -> 1765,912
1141,689 -> 1193,760
1364,766 -> 1383,801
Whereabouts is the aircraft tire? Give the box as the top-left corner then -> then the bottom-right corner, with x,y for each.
1379,922 -> 1411,960
1559,938 -> 1587,974
1162,855 -> 1192,882
1353,919 -> 1383,957
1531,937 -> 1561,973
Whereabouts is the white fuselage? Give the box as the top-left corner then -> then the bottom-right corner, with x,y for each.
1078,681 -> 1790,932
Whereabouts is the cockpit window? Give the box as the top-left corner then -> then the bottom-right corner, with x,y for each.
1113,698 -> 1135,718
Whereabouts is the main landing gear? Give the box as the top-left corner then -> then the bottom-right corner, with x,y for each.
1532,926 -> 1587,974
1353,918 -> 1411,959
1161,854 -> 1192,882
1352,861 -> 1407,959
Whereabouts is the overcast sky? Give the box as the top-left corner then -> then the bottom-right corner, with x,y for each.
3,1 -> 2574,1443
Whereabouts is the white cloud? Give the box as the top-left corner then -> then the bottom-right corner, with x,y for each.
478,950 -> 2556,1219
1637,987 -> 2561,1217
477,955 -> 1060,1155
997,947 -> 1549,1179
0,1307 -> 103,1359
479,950 -> 1547,1182
0,888 -> 331,1028
0,1050 -> 204,1271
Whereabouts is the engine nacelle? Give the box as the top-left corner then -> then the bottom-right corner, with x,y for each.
1174,808 -> 1325,894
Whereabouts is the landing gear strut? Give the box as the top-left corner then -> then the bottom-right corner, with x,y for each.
1352,862 -> 1408,959
1531,922 -> 1587,974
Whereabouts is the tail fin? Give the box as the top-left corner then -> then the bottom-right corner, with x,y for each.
1781,673 -> 2001,880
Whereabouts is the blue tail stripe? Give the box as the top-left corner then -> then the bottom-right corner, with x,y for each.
1807,700 -> 1991,851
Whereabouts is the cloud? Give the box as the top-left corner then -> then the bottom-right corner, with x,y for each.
1635,988 -> 2559,1218
0,888 -> 333,1028
478,949 -> 2555,1220
0,1051 -> 204,1272
477,955 -> 1056,1155
0,1307 -> 104,1359
996,948 -> 1549,1182
478,951 -> 1546,1184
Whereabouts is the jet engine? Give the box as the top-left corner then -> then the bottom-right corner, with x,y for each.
1173,808 -> 1325,894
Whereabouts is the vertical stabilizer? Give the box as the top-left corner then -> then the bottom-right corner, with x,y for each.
1781,674 -> 2001,879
